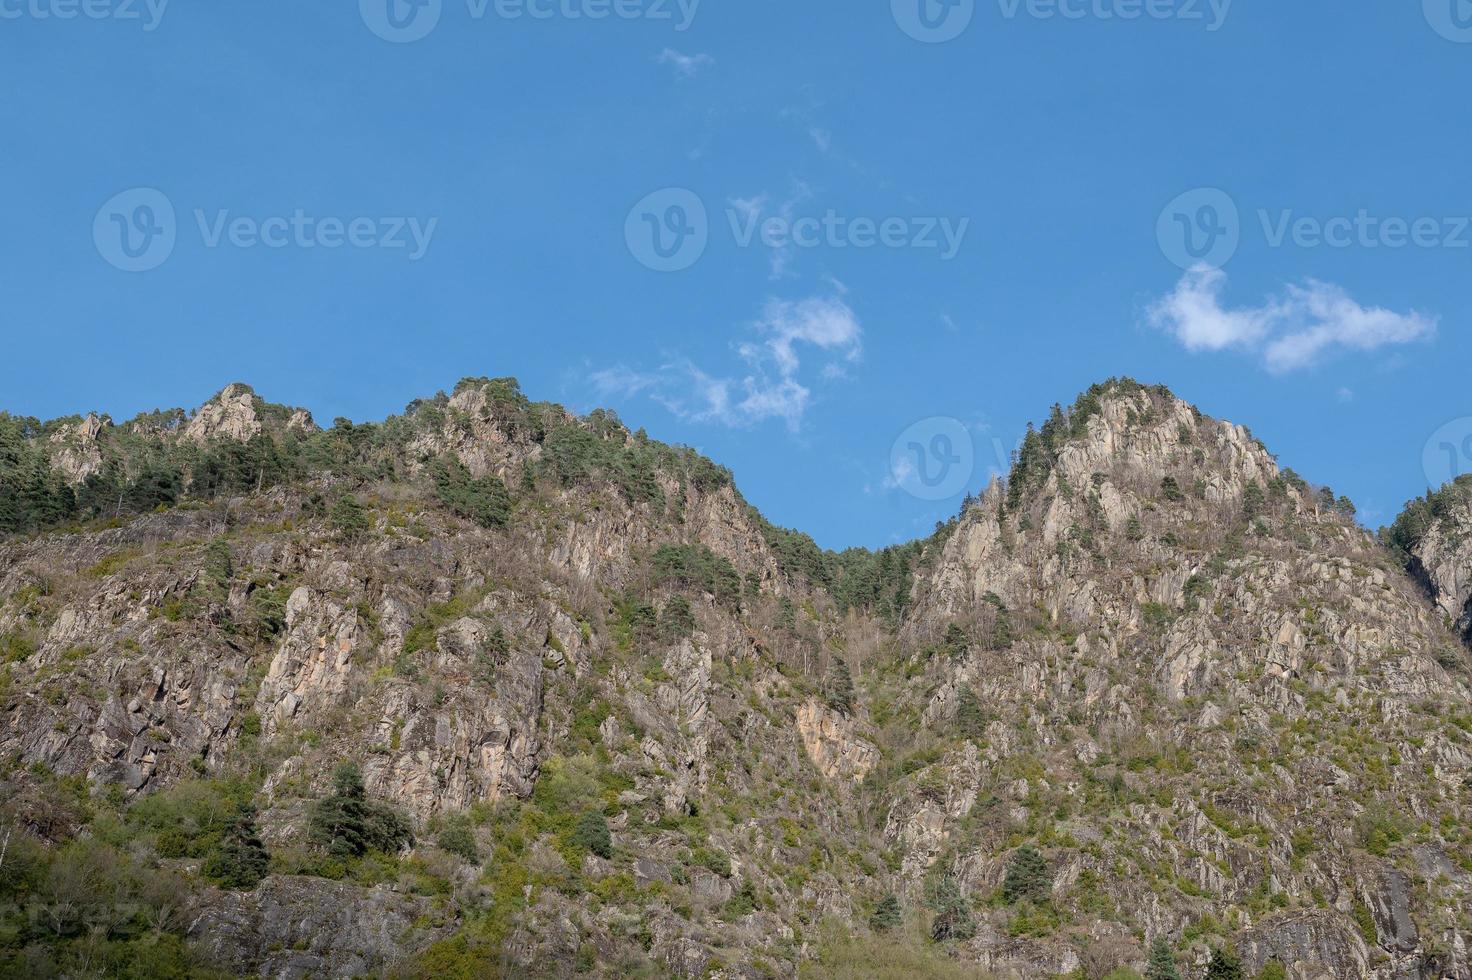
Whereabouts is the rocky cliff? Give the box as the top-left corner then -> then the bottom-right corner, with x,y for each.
0,377 -> 1468,980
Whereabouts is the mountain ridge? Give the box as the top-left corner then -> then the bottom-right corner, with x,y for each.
1,375 -> 1469,979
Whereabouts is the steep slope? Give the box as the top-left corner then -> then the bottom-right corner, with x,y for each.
882,381 -> 1472,978
0,377 -> 1469,980
1387,475 -> 1472,646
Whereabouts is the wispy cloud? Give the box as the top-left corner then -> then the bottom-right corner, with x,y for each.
588,296 -> 862,431
1148,266 -> 1436,373
656,48 -> 714,78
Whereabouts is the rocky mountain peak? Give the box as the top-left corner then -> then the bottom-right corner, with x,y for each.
183,382 -> 263,444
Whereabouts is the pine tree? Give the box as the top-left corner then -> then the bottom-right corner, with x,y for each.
658,596 -> 696,642
955,685 -> 987,741
928,877 -> 975,942
869,893 -> 901,932
1144,937 -> 1182,980
202,805 -> 270,890
309,762 -> 412,857
329,495 -> 369,540
825,659 -> 856,715
1204,946 -> 1244,980
1001,845 -> 1051,904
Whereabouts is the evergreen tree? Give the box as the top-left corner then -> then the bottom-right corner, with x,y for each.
1204,947 -> 1244,980
955,685 -> 987,741
658,596 -> 696,642
202,805 -> 270,890
928,877 -> 975,942
329,495 -> 369,540
309,762 -> 412,857
1144,937 -> 1181,980
824,659 -> 856,715
1001,845 -> 1051,904
869,893 -> 901,932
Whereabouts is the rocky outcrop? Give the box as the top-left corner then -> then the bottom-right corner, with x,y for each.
796,699 -> 877,783
184,383 -> 263,444
1407,477 -> 1472,644
48,412 -> 108,484
187,875 -> 449,978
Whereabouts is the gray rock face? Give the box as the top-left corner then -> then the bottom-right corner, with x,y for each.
187,876 -> 448,978
185,383 -> 264,444
1408,479 -> 1472,644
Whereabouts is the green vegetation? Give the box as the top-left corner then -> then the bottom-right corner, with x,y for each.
201,805 -> 270,889
927,877 -> 976,942
430,455 -> 510,528
572,809 -> 613,859
869,893 -> 901,932
1001,845 -> 1051,904
308,762 -> 413,858
1204,946 -> 1244,980
1385,475 -> 1472,560
825,659 -> 856,715
1145,937 -> 1181,980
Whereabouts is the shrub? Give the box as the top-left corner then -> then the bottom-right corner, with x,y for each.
438,824 -> 479,863
572,810 -> 613,859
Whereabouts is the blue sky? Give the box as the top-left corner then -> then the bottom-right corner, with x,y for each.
3,1 -> 1471,548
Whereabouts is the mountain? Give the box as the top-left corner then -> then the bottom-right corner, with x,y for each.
0,377 -> 1469,980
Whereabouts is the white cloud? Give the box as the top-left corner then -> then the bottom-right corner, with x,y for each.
656,48 -> 714,78
587,296 -> 862,432
1148,266 -> 1436,373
